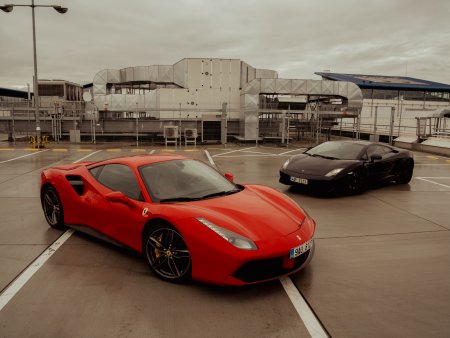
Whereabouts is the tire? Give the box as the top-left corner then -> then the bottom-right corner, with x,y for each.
347,170 -> 366,194
144,223 -> 192,283
41,186 -> 66,229
396,159 -> 414,184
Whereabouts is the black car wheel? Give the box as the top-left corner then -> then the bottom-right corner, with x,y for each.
41,186 -> 65,229
144,223 -> 192,283
347,170 -> 366,194
396,159 -> 414,184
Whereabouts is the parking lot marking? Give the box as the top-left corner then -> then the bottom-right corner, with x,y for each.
0,229 -> 74,312
74,150 -> 102,163
0,150 -> 101,311
52,149 -> 68,152
280,277 -> 328,338
278,148 -> 307,155
241,150 -> 278,156
131,148 -> 146,152
77,149 -> 93,152
0,148 -> 14,151
205,149 -> 215,166
149,150 -> 155,154
427,155 -> 440,160
415,177 -> 450,189
0,149 -> 49,164
212,146 -> 256,157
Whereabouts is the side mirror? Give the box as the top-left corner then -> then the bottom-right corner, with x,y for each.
105,191 -> 135,208
370,154 -> 382,162
224,172 -> 234,182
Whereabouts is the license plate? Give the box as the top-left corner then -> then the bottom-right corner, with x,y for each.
290,239 -> 314,259
290,176 -> 308,185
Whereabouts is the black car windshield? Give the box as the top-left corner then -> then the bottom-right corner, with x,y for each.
139,159 -> 240,202
305,141 -> 366,160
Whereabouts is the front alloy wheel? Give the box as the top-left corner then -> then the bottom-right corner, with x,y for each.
347,170 -> 366,194
144,224 -> 192,283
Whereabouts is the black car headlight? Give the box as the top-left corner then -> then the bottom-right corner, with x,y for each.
325,168 -> 345,177
196,217 -> 257,250
282,159 -> 290,169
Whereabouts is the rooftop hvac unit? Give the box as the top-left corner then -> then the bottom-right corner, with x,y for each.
184,128 -> 198,146
185,128 -> 198,138
164,126 -> 179,138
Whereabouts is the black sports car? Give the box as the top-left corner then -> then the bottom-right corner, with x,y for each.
279,140 -> 414,194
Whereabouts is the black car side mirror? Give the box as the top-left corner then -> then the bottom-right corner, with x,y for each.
370,154 -> 382,162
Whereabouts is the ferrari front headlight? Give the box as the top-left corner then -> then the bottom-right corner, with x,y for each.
196,217 -> 257,250
325,168 -> 344,177
282,159 -> 290,169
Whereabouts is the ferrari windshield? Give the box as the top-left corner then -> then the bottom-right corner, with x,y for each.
305,141 -> 366,160
139,159 -> 240,202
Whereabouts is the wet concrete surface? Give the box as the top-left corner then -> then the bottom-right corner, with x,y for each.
0,141 -> 449,337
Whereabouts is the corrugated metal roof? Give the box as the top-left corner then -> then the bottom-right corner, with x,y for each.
315,72 -> 450,92
0,87 -> 31,98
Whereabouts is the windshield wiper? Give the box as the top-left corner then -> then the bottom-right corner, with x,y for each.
159,197 -> 202,203
200,189 -> 241,200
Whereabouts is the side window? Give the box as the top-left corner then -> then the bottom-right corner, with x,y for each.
89,165 -> 102,179
367,145 -> 384,158
89,164 -> 143,201
380,146 -> 393,154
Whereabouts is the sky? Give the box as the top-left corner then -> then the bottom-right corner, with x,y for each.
1,0 -> 449,91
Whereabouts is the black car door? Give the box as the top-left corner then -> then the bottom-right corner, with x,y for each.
365,145 -> 397,182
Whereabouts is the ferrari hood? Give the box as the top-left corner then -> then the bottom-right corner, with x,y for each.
287,154 -> 358,176
176,185 -> 305,241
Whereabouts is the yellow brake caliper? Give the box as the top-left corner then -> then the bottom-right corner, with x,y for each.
154,233 -> 163,258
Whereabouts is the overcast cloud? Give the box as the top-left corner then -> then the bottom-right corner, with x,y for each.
1,0 -> 449,91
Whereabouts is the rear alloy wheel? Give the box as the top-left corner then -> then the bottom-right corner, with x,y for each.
397,159 -> 414,184
41,186 -> 65,229
144,223 -> 192,283
347,170 -> 366,194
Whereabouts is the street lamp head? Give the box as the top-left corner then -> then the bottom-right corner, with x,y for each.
0,4 -> 14,12
52,5 -> 67,14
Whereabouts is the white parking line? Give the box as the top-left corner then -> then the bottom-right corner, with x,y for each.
0,150 -> 102,312
204,149 -> 215,166
0,149 -> 49,164
278,148 -> 306,156
0,230 -> 74,311
280,277 -> 328,338
240,150 -> 278,156
74,150 -> 102,163
415,177 -> 450,189
212,146 -> 256,157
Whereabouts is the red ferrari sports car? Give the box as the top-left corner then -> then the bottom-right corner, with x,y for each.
41,154 -> 315,286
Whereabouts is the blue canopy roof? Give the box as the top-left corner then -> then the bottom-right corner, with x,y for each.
315,73 -> 450,92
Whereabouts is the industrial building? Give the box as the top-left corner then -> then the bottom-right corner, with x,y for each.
1,59 -> 449,145
88,58 -> 363,142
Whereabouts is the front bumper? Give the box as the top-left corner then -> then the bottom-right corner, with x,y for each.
224,242 -> 315,285
279,169 -> 345,194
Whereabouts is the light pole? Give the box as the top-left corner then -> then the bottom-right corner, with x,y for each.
1,1 -> 68,148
